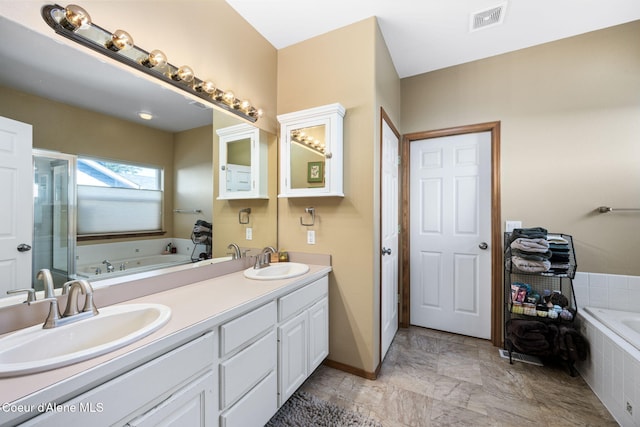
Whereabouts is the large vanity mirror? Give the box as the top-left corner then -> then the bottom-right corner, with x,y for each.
278,103 -> 345,198
0,16 -> 277,303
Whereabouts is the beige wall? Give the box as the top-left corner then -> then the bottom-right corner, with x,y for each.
173,125 -> 214,240
402,21 -> 640,276
277,17 -> 401,374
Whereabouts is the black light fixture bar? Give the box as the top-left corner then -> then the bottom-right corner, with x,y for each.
41,4 -> 261,123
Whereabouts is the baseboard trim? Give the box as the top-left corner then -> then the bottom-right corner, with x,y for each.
322,359 -> 378,380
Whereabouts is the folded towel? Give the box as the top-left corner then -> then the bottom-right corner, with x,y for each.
511,238 -> 550,253
547,234 -> 569,244
511,256 -> 551,273
506,319 -> 548,337
509,227 -> 548,243
511,248 -> 552,261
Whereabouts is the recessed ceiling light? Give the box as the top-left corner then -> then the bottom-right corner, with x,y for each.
138,111 -> 153,120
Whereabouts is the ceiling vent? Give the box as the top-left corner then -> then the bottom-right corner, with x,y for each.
470,3 -> 507,32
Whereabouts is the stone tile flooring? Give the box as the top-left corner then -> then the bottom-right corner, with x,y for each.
300,326 -> 618,426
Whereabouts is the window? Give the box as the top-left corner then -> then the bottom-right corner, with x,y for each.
77,157 -> 163,236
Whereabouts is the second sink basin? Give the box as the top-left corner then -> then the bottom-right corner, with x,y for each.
0,303 -> 171,377
244,262 -> 310,280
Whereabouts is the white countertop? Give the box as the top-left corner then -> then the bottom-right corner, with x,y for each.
0,263 -> 331,412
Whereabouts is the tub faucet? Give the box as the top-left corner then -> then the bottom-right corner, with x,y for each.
102,260 -> 114,273
227,243 -> 241,260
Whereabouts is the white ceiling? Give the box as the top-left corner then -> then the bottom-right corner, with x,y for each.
225,0 -> 640,78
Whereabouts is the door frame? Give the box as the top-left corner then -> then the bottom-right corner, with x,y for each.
379,107 -> 401,364
400,121 -> 502,347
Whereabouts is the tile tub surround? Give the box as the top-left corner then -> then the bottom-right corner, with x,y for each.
573,272 -> 640,313
300,326 -> 617,426
576,309 -> 640,426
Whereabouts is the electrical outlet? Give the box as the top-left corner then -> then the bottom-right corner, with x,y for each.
627,401 -> 633,416
505,220 -> 522,232
246,227 -> 253,240
307,230 -> 316,245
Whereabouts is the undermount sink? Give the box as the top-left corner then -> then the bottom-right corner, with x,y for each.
243,262 -> 310,280
0,303 -> 171,377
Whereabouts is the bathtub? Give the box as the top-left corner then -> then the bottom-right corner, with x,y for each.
576,307 -> 640,426
76,254 -> 193,279
584,307 -> 640,352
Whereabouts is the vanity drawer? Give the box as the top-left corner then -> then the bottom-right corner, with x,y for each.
220,301 -> 276,357
279,276 -> 328,321
220,329 -> 276,409
220,371 -> 277,427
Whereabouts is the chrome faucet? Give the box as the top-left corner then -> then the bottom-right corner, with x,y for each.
28,279 -> 99,329
102,260 -> 114,273
227,243 -> 241,260
254,246 -> 277,269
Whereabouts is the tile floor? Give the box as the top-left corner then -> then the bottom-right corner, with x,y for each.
300,326 -> 618,426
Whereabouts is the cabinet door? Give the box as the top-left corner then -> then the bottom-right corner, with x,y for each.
308,297 -> 329,372
278,311 -> 308,406
126,370 -> 215,427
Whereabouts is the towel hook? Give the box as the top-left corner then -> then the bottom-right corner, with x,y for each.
238,208 -> 251,224
300,207 -> 315,226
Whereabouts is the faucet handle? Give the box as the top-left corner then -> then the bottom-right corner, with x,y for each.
7,288 -> 36,303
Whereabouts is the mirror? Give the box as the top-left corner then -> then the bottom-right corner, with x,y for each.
278,103 -> 345,198
0,16 -> 277,301
290,125 -> 327,189
217,124 -> 268,200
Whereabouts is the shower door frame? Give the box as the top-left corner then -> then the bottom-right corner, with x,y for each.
33,149 -> 77,285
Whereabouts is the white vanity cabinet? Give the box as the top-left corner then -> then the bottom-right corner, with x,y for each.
218,301 -> 278,427
217,123 -> 268,200
277,276 -> 329,406
22,332 -> 217,427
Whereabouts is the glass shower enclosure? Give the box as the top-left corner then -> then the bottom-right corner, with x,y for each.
32,150 -> 76,290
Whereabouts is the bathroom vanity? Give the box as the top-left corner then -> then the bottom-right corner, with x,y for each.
0,262 -> 331,426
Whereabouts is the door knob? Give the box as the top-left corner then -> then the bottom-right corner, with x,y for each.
17,244 -> 32,252
382,247 -> 392,256
478,242 -> 488,250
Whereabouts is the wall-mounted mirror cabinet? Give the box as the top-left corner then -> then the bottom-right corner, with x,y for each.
278,103 -> 345,198
217,123 -> 268,200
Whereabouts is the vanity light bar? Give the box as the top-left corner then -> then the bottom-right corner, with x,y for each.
291,130 -> 326,155
41,4 -> 263,123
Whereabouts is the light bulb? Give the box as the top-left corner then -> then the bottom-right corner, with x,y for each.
222,91 -> 235,104
172,65 -> 194,83
61,4 -> 91,31
240,100 -> 251,111
195,80 -> 216,94
141,50 -> 167,68
106,29 -> 134,52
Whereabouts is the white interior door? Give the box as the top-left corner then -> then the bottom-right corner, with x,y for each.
0,116 -> 33,295
410,131 -> 491,339
381,118 -> 399,359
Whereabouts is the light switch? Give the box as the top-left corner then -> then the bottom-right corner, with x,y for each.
245,227 -> 253,240
505,221 -> 522,232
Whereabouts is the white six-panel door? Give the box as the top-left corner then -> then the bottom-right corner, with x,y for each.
0,116 -> 33,296
410,131 -> 491,339
381,118 -> 399,360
